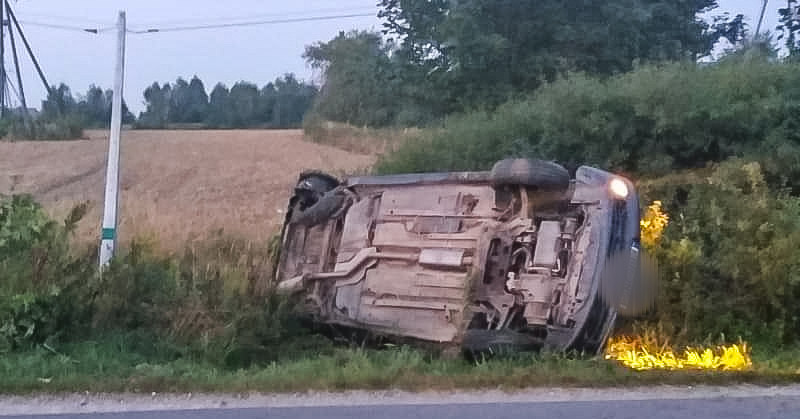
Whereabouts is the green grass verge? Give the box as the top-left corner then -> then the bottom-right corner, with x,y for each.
2,334 -> 800,394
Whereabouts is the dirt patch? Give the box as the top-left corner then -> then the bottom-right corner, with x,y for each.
0,129 -> 375,248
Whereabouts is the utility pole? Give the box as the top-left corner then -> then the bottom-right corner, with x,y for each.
755,0 -> 769,38
6,4 -> 52,98
0,1 -> 53,119
99,11 -> 127,268
6,7 -> 26,115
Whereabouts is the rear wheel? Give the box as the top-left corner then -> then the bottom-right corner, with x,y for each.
291,189 -> 347,226
294,171 -> 340,204
288,172 -> 345,227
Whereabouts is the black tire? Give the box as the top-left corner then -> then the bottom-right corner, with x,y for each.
291,189 -> 347,226
462,329 -> 543,355
294,171 -> 339,209
296,171 -> 340,195
283,171 -> 342,228
490,158 -> 570,191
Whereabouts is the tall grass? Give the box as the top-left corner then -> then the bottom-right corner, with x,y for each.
0,195 -> 304,362
302,117 -> 415,156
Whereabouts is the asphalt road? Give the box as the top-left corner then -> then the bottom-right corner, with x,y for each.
6,396 -> 800,419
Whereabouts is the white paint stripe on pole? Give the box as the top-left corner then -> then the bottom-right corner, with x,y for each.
99,11 -> 126,268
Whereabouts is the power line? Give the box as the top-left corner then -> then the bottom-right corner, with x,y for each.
14,9 -> 377,35
18,20 -> 111,33
127,12 -> 376,34
11,11 -> 111,26
129,6 -> 376,28
14,4 -> 374,29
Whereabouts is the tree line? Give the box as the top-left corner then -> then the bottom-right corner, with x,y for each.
0,84 -> 135,140
305,0 -> 800,128
136,74 -> 317,129
41,84 -> 137,127
0,72 -> 317,139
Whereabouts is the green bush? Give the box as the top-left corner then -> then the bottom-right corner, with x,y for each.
642,160 -> 800,345
0,118 -> 10,138
376,57 -> 800,191
0,196 -> 92,350
91,233 -> 301,349
91,240 -> 178,332
0,195 -> 314,364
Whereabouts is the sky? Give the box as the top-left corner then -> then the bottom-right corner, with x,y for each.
5,0 -> 787,114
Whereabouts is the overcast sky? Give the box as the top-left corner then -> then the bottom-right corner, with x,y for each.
7,0 -> 785,113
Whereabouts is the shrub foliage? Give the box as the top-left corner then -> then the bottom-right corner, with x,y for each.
642,161 -> 800,345
0,195 -> 307,364
377,57 -> 800,191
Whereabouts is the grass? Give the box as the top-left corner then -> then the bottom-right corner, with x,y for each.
303,119 -> 416,156
2,334 -> 800,394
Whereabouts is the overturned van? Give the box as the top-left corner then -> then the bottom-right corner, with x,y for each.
275,159 -> 641,354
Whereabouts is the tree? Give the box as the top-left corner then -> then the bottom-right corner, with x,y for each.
158,76 -> 209,124
227,82 -> 260,127
206,83 -> 230,128
80,85 -> 107,125
168,77 -> 190,123
779,0 -> 800,57
271,73 -> 317,127
138,82 -> 171,128
72,85 -> 134,127
41,84 -> 77,119
185,76 -> 209,123
102,89 -> 135,125
376,0 -> 746,110
258,82 -> 277,125
304,30 -> 400,126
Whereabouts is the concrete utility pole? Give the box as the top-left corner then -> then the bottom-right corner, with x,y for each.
99,11 -> 127,268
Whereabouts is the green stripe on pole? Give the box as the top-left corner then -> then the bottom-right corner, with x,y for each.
102,228 -> 116,240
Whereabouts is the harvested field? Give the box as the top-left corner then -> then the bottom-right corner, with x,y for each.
0,129 -> 375,248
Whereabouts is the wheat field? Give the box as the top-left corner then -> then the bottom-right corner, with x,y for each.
0,129 -> 375,248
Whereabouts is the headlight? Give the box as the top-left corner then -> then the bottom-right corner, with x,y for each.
609,178 -> 629,199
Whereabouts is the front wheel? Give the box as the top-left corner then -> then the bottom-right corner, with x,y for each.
490,158 -> 570,192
